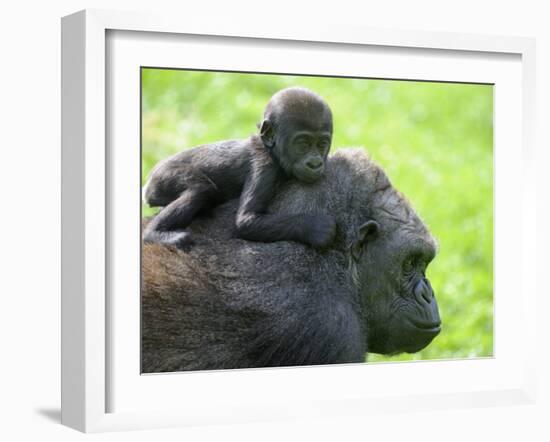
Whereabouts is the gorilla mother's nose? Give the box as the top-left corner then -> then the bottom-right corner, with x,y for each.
414,278 -> 434,304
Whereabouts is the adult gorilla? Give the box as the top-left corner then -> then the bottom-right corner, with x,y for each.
141,149 -> 441,373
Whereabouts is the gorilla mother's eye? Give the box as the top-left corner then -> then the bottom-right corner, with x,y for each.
403,257 -> 415,273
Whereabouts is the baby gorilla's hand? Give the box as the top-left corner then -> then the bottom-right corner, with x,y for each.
305,213 -> 336,249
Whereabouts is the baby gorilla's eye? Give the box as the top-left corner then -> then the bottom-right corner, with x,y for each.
318,141 -> 329,152
294,137 -> 310,149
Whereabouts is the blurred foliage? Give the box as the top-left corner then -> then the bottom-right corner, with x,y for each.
141,68 -> 493,362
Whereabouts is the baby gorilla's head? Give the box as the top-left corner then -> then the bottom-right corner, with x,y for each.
260,87 -> 333,183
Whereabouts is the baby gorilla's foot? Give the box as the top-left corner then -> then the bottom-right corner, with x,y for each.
143,229 -> 195,250
164,231 -> 195,249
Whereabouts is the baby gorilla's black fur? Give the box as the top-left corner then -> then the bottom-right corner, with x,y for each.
142,87 -> 335,249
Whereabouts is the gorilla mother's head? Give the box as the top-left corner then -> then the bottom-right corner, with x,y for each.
268,149 -> 441,356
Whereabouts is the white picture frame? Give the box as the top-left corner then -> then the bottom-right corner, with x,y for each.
61,9 -> 537,433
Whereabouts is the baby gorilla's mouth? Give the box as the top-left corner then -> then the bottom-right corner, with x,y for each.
297,169 -> 324,184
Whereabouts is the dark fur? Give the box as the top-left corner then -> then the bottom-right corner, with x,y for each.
142,87 -> 334,249
142,150 -> 441,373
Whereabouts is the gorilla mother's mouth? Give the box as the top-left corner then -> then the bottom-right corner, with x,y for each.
410,320 -> 441,333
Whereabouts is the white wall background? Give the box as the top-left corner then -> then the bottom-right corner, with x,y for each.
0,1 -> 548,441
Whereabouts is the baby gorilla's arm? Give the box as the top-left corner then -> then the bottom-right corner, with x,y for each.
235,162 -> 336,248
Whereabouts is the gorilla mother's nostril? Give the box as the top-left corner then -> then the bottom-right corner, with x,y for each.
423,278 -> 434,302
414,279 -> 433,304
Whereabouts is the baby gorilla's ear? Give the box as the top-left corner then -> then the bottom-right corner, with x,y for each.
260,119 -> 275,149
350,220 -> 380,261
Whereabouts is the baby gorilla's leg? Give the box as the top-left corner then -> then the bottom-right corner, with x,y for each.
143,183 -> 220,249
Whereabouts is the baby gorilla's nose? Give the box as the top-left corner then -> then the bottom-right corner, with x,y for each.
306,158 -> 323,171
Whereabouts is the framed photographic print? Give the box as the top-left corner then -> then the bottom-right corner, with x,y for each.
61,9 -> 537,433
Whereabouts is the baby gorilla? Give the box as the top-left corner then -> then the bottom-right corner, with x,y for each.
142,87 -> 336,249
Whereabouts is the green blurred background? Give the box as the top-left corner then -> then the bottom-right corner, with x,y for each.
141,68 -> 494,362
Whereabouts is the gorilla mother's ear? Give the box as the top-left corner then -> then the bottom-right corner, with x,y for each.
260,119 -> 275,149
350,220 -> 380,261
